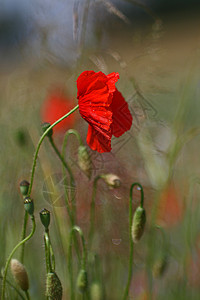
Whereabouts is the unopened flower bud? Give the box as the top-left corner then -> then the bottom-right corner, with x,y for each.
102,174 -> 121,189
152,255 -> 168,278
78,145 -> 92,179
19,180 -> 30,197
77,269 -> 88,293
40,208 -> 50,229
131,206 -> 146,243
90,282 -> 103,300
24,197 -> 34,215
46,272 -> 62,300
10,259 -> 29,291
42,122 -> 53,138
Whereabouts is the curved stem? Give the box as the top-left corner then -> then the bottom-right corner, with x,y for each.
1,215 -> 36,300
68,226 -> 87,300
88,175 -> 102,249
123,182 -> 144,300
28,104 -> 79,197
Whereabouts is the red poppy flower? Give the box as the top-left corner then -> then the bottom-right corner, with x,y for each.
41,87 -> 75,133
77,71 -> 132,152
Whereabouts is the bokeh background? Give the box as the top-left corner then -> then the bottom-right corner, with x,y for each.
1,0 -> 200,299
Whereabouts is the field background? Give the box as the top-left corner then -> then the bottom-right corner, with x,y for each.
1,1 -> 200,299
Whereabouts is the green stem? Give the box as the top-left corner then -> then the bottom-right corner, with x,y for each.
44,229 -> 55,273
20,211 -> 28,263
68,226 -> 87,300
88,175 -> 102,249
0,276 -> 25,300
25,290 -> 30,300
28,104 -> 79,197
1,215 -> 36,300
123,182 -> 144,300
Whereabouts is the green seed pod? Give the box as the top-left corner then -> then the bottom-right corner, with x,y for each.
46,272 -> 63,300
42,122 -> 53,138
19,180 -> 30,197
102,174 -> 121,189
131,206 -> 146,243
10,259 -> 29,291
24,197 -> 34,215
152,255 -> 168,278
77,269 -> 88,293
90,282 -> 103,300
78,145 -> 92,179
40,208 -> 51,229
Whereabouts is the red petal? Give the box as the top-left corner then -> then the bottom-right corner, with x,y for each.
111,89 -> 133,137
86,125 -> 112,153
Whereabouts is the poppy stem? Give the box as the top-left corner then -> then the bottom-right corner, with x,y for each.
1,215 -> 36,300
28,104 -> 79,197
68,226 -> 88,300
88,175 -> 102,249
123,182 -> 144,300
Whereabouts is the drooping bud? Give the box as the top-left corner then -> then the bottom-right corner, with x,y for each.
24,197 -> 34,215
90,282 -> 103,300
78,145 -> 92,179
102,174 -> 121,189
19,180 -> 30,197
131,206 -> 146,243
40,208 -> 51,230
46,272 -> 63,300
42,122 -> 53,138
152,255 -> 168,278
77,269 -> 88,293
10,259 -> 29,291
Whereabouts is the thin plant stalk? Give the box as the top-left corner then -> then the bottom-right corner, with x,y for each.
68,226 -> 87,300
19,105 -> 78,264
123,183 -> 144,300
20,211 -> 28,263
88,175 -> 102,248
1,215 -> 36,300
28,104 -> 79,197
0,276 -> 25,300
25,290 -> 30,300
61,129 -> 83,224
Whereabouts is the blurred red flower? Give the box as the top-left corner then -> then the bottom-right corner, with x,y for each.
41,88 -> 75,133
77,71 -> 132,152
157,183 -> 183,227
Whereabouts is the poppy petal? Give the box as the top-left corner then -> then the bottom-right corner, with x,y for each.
86,124 -> 112,152
111,89 -> 133,137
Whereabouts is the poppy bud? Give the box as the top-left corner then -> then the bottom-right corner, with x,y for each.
78,145 -> 92,179
46,272 -> 63,300
77,269 -> 88,293
19,180 -> 30,197
24,197 -> 34,215
10,259 -> 29,291
40,208 -> 50,229
131,206 -> 146,243
42,122 -> 53,138
90,282 -> 103,300
102,174 -> 121,189
152,255 -> 168,278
